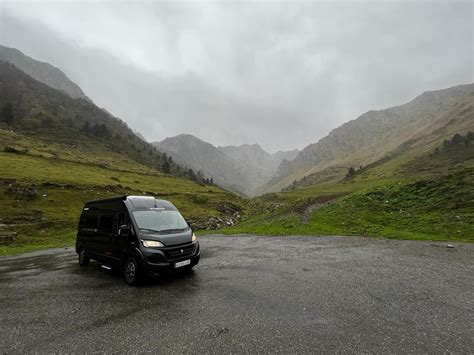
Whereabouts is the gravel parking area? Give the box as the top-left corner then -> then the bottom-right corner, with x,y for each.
1,235 -> 473,353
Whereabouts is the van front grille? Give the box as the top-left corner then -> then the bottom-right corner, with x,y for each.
165,243 -> 195,261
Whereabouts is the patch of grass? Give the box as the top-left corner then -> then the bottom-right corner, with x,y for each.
0,224 -> 76,256
219,169 -> 474,242
0,129 -> 250,255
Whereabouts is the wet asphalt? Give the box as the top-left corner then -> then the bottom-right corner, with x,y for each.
0,235 -> 473,354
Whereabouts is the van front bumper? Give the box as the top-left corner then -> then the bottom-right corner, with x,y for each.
144,253 -> 200,275
141,242 -> 200,275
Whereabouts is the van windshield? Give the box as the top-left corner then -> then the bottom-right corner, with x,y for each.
132,210 -> 188,233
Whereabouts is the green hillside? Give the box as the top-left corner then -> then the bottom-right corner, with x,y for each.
0,128 -> 250,255
217,136 -> 474,242
0,61 -> 193,179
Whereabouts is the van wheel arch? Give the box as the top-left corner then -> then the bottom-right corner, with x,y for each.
120,248 -> 144,266
78,247 -> 90,267
123,256 -> 143,285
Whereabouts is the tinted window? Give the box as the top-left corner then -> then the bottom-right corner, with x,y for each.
81,214 -> 98,229
99,215 -> 114,234
118,213 -> 130,227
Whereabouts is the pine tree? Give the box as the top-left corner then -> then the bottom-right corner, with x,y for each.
82,122 -> 90,134
162,161 -> 171,174
466,131 -> 474,142
0,103 -> 14,125
188,169 -> 197,181
346,167 -> 356,179
451,133 -> 464,145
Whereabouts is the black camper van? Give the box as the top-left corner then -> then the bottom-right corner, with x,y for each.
75,195 -> 200,285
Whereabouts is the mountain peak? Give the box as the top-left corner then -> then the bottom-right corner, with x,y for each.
0,45 -> 90,101
154,134 -> 297,195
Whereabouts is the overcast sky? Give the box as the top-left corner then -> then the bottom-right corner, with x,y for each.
1,1 -> 472,152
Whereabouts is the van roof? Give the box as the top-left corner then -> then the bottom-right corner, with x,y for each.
84,195 -> 177,211
85,195 -> 154,205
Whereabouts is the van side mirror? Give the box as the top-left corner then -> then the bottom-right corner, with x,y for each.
186,220 -> 194,232
118,225 -> 130,236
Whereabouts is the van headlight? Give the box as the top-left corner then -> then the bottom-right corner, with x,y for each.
192,233 -> 197,242
141,240 -> 164,248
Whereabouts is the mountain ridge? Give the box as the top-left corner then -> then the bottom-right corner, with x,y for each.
0,45 -> 90,101
154,134 -> 298,195
264,83 -> 474,193
0,60 -> 187,179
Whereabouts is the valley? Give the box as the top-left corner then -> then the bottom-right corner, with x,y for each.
219,129 -> 474,241
0,44 -> 473,256
154,134 -> 298,195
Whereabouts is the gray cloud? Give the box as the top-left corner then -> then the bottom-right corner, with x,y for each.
1,1 -> 472,152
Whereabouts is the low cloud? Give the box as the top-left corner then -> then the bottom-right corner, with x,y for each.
1,1 -> 472,152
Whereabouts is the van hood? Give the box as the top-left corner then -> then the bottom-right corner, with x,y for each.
139,229 -> 193,246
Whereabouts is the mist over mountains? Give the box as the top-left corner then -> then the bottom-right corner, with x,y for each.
154,135 -> 298,195
2,1 -> 472,152
0,44 -> 472,197
154,84 -> 473,195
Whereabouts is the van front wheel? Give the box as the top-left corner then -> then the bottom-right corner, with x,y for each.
78,248 -> 90,267
124,257 -> 141,285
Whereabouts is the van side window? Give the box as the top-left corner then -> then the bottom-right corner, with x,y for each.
99,215 -> 114,234
82,214 -> 98,231
118,213 -> 129,228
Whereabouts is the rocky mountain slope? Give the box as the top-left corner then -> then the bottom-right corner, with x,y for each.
0,60 -> 187,178
0,45 -> 89,101
154,135 -> 298,195
264,83 -> 474,192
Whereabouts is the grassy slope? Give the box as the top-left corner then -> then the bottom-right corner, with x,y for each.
217,143 -> 474,242
263,88 -> 474,194
0,129 -> 250,255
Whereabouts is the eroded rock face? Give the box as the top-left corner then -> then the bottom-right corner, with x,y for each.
8,183 -> 38,198
187,211 -> 243,231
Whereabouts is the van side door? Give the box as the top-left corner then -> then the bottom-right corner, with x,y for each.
97,214 -> 117,262
80,212 -> 99,257
112,212 -> 134,259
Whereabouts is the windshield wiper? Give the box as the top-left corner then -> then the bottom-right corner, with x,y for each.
158,228 -> 188,233
139,227 -> 188,234
139,228 -> 161,233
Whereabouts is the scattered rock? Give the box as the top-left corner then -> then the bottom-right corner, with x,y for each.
217,203 -> 241,214
0,233 -> 17,243
187,209 -> 244,231
447,244 -> 454,249
8,183 -> 38,198
3,146 -> 26,154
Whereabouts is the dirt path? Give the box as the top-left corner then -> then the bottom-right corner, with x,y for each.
301,193 -> 346,223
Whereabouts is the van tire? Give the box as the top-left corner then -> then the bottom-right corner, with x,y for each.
124,257 -> 142,285
78,248 -> 90,267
